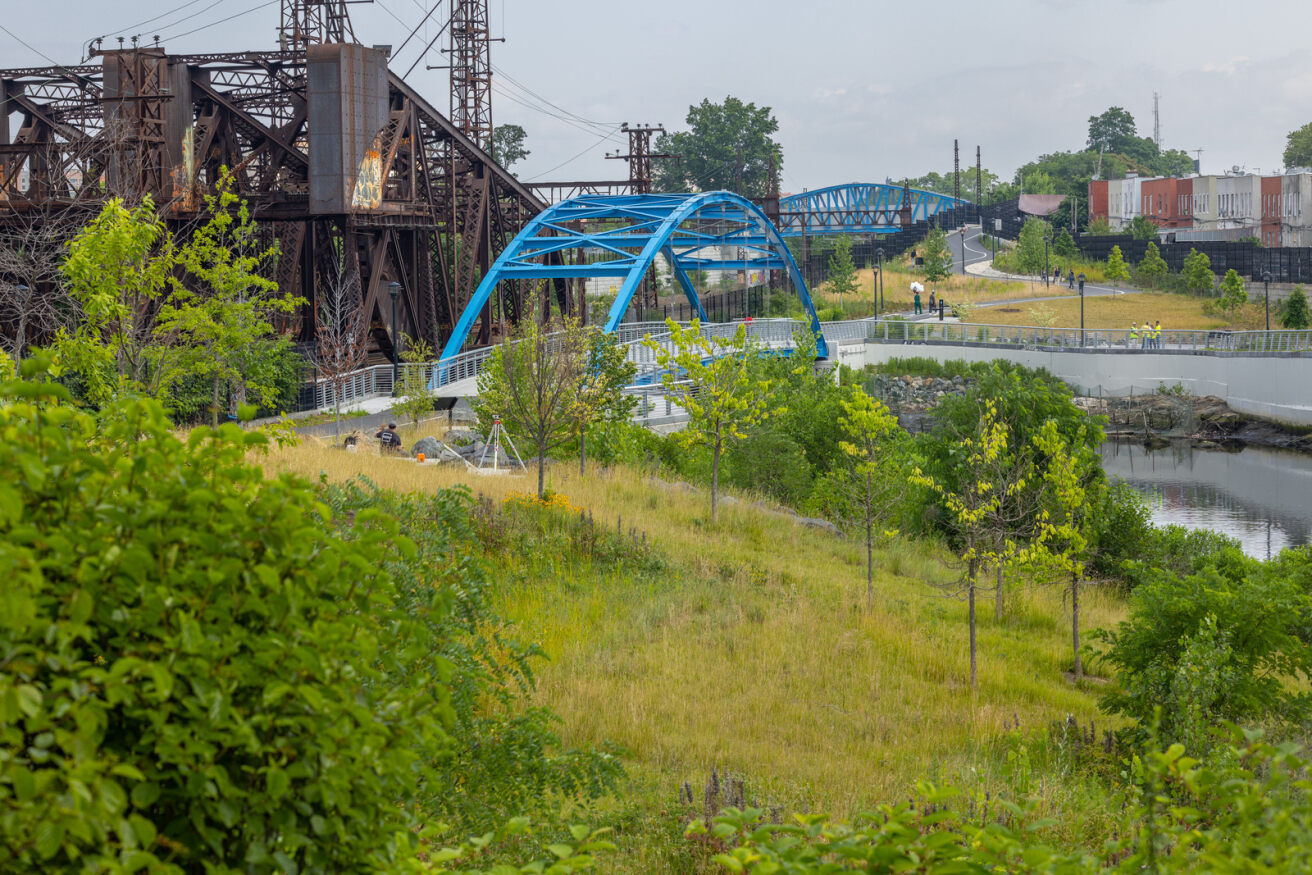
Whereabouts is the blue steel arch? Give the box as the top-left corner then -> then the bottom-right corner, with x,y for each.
438,190 -> 829,363
777,182 -> 968,236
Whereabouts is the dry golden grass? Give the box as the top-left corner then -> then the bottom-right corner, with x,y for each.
263,429 -> 1125,830
971,292 -> 1228,331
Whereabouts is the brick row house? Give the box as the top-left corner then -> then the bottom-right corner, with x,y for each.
1089,170 -> 1312,247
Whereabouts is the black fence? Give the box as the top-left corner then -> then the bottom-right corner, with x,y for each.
645,285 -> 771,323
1072,235 -> 1312,284
977,197 -> 1312,283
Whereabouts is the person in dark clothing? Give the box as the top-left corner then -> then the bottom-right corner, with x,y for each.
1068,269 -> 1075,289
375,421 -> 403,454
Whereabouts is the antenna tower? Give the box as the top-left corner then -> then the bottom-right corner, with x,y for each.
449,0 -> 495,149
1153,91 -> 1161,149
279,0 -> 356,47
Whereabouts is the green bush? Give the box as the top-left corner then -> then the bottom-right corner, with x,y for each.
1094,563 -> 1312,749
322,481 -> 623,837
724,429 -> 814,506
703,729 -> 1312,873
0,359 -> 448,872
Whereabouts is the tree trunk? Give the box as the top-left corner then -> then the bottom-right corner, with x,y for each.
1072,570 -> 1083,680
995,564 -> 1004,622
865,471 -> 873,608
537,439 -> 547,499
334,397 -> 342,439
579,427 -> 587,477
710,434 -> 721,522
211,376 -> 221,428
968,557 -> 978,689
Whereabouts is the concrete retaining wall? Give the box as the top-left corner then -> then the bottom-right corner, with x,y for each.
843,341 -> 1312,427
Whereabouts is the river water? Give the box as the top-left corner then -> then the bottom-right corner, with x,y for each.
1098,440 -> 1312,561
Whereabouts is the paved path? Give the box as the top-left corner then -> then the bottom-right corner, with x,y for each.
888,223 -> 1151,322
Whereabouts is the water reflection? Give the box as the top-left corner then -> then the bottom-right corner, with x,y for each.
1098,440 -> 1312,561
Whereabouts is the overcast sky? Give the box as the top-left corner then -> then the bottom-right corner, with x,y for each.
7,0 -> 1310,191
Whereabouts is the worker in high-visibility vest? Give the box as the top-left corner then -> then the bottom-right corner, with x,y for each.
1129,322 -> 1140,349
1153,320 -> 1163,349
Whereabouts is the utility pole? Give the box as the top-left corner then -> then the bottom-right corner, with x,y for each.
975,145 -> 982,211
604,123 -> 670,194
280,0 -> 356,47
448,0 -> 496,150
953,139 -> 961,204
608,124 -> 671,310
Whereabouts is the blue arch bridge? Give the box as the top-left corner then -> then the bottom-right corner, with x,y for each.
429,185 -> 969,392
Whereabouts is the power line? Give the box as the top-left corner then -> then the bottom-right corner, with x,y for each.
92,0 -> 210,44
523,128 -> 618,181
0,22 -> 61,65
157,0 -> 281,43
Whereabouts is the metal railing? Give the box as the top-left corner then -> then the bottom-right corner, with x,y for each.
303,316 -> 1312,415
865,321 -> 1312,353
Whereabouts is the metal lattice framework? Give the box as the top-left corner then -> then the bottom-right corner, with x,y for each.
0,19 -> 544,359
777,182 -> 967,236
439,191 -> 829,360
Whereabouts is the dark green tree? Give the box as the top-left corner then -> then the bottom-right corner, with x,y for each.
1087,106 -> 1138,152
920,228 -> 954,282
491,123 -> 530,169
1053,227 -> 1078,259
1182,248 -> 1214,295
1283,121 -> 1312,169
826,235 -> 860,305
653,96 -> 781,197
1280,285 -> 1311,329
1219,268 -> 1248,321
1137,241 -> 1168,287
1128,215 -> 1159,240
1014,218 -> 1048,276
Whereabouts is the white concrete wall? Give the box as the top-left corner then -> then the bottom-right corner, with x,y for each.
842,341 -> 1312,427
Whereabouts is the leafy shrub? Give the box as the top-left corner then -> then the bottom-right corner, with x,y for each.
701,730 -> 1312,873
724,429 -> 814,506
321,480 -> 624,837
873,357 -> 988,379
1088,480 -> 1154,582
0,359 -> 448,872
1118,523 -> 1245,590
1093,564 -> 1312,748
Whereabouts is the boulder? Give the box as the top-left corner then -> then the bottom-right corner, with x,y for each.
797,516 -> 842,536
411,436 -> 443,459
445,428 -> 481,446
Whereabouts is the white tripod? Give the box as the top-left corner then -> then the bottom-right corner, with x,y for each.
476,417 -> 527,473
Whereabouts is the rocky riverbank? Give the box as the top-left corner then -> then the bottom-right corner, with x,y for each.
1086,394 -> 1312,452
865,371 -> 1312,453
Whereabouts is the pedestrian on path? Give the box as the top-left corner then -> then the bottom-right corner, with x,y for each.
1068,269 -> 1075,289
1129,322 -> 1139,349
928,290 -> 936,312
914,290 -> 922,314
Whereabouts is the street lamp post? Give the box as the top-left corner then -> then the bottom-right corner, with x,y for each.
1079,276 -> 1086,346
1044,229 -> 1051,287
876,247 -> 885,317
1263,270 -> 1273,332
388,281 -> 401,392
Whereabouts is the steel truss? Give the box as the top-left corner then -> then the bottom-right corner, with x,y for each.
777,182 -> 967,236
0,41 -> 543,359
440,191 -> 828,361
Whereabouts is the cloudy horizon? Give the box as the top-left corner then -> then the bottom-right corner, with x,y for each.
4,0 -> 1308,192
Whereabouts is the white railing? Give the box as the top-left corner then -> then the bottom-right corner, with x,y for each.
306,317 -> 1311,413
864,321 -> 1312,353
